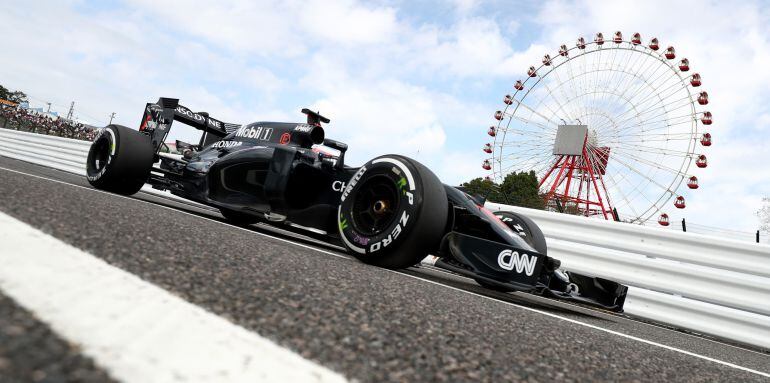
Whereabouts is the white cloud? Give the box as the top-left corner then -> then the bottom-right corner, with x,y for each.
298,0 -> 398,44
303,72 -> 450,164
2,0 -> 768,233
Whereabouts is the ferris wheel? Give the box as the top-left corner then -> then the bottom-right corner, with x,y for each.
483,31 -> 712,225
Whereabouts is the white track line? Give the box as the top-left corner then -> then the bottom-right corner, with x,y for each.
1,164 -> 769,378
0,212 -> 347,383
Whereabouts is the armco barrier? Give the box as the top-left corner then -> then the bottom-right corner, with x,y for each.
1,127 -> 769,350
486,202 -> 770,349
0,128 -> 90,175
485,203 -> 770,279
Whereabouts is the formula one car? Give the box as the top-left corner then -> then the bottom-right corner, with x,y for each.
85,97 -> 627,311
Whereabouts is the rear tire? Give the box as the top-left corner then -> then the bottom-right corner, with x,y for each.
86,124 -> 154,195
337,155 -> 448,269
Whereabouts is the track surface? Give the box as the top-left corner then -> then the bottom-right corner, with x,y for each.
1,156 -> 769,382
0,291 -> 115,383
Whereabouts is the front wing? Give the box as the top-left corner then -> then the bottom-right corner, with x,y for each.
435,232 -> 628,312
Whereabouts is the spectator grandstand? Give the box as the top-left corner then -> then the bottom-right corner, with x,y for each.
0,103 -> 99,141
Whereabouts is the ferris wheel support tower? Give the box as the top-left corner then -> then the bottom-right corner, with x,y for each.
541,124 -> 616,219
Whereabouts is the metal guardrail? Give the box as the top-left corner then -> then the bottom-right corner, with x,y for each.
0,128 -> 90,175
485,203 -> 770,278
485,202 -> 770,349
1,128 -> 768,350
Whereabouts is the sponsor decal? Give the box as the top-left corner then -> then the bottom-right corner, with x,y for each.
397,176 -> 407,190
175,106 -> 223,129
279,132 -> 291,145
351,231 -> 370,246
497,249 -> 538,276
175,106 -> 198,121
341,166 -> 366,202
235,126 -> 274,141
370,210 -> 409,252
211,141 -> 242,149
332,180 -> 346,192
139,110 -> 155,132
494,214 -> 526,237
396,176 -> 414,205
293,124 -> 314,133
339,215 -> 349,230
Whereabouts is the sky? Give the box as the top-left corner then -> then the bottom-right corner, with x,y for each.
1,0 -> 769,236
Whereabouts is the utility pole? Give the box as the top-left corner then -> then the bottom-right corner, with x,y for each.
109,112 -> 116,124
66,102 -> 74,120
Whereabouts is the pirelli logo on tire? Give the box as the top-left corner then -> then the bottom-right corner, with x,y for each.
369,210 -> 409,253
341,166 -> 367,202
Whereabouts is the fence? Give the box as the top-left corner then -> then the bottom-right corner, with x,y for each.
1,127 -> 769,350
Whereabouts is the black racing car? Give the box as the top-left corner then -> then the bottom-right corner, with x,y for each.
85,97 -> 627,311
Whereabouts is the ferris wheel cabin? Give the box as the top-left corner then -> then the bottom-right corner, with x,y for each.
485,31 -> 712,226
691,73 -> 702,87
649,38 -> 660,50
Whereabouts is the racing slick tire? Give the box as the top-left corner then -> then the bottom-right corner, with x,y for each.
337,155 -> 448,269
475,211 -> 547,292
220,208 -> 261,226
492,211 -> 547,255
86,124 -> 154,195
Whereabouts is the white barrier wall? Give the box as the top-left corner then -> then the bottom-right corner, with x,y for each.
485,202 -> 770,349
1,128 -> 769,350
0,128 -> 90,175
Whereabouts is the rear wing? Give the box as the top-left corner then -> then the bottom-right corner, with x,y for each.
139,97 -> 233,152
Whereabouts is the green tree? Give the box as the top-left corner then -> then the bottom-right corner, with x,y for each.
460,171 -> 544,209
0,84 -> 27,103
460,177 -> 500,201
498,170 -> 544,209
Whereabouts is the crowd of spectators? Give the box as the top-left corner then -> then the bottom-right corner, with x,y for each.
0,105 -> 98,141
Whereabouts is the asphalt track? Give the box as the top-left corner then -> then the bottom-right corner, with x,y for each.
0,155 -> 768,382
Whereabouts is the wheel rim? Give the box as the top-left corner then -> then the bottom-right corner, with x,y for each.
90,135 -> 111,173
350,175 -> 400,236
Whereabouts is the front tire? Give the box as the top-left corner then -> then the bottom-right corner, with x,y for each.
492,211 -> 547,255
337,155 -> 448,269
86,124 -> 154,195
